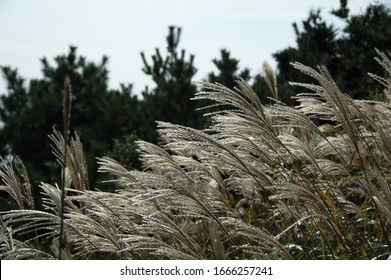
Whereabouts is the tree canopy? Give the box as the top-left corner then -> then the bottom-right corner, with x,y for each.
273,1 -> 391,103
0,47 -> 140,189
140,26 -> 202,131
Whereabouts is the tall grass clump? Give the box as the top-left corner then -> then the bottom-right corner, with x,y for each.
1,50 -> 391,259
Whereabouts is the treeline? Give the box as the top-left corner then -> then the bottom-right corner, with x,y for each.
0,1 -> 390,199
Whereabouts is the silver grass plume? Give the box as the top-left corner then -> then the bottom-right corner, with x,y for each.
59,76 -> 72,259
262,61 -> 278,100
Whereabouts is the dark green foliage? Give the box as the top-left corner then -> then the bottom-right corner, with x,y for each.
208,49 -> 250,89
273,1 -> 391,102
107,133 -> 141,170
140,26 -> 203,134
108,26 -> 206,167
273,9 -> 339,105
338,3 -> 391,99
0,47 -> 140,189
331,0 -> 349,19
207,49 -> 279,106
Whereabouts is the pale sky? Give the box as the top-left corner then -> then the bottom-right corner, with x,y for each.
0,0 -> 387,96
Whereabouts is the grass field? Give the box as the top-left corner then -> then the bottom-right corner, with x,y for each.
1,51 -> 390,260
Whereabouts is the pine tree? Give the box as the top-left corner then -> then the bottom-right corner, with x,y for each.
140,26 -> 202,134
0,47 -> 140,188
273,1 -> 391,102
208,49 -> 250,89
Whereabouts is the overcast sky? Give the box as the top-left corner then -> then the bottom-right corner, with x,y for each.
0,0 -> 387,95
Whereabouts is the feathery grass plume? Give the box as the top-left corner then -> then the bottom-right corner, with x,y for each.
290,63 -> 360,152
0,217 -> 54,260
262,61 -> 278,100
0,156 -> 34,210
59,76 -> 72,259
285,54 -> 391,258
368,49 -> 391,101
193,78 -> 270,127
49,129 -> 89,192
